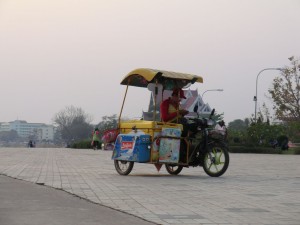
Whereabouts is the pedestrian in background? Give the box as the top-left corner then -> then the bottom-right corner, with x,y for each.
91,128 -> 101,150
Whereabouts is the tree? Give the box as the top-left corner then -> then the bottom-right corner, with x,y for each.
247,121 -> 286,146
228,119 -> 248,132
269,56 -> 300,121
97,114 -> 118,137
227,119 -> 249,144
53,106 -> 93,143
0,130 -> 19,142
285,121 -> 300,142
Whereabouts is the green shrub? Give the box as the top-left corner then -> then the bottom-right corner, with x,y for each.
229,146 -> 282,154
233,137 -> 240,143
244,142 -> 257,148
71,139 -> 100,149
294,147 -> 300,155
277,135 -> 289,150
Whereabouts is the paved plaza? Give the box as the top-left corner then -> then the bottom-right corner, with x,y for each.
0,148 -> 299,225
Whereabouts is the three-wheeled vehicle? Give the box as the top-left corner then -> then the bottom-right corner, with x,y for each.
112,68 -> 229,177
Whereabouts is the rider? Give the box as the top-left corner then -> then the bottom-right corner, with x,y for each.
160,88 -> 189,124
160,88 -> 191,162
161,87 -> 197,138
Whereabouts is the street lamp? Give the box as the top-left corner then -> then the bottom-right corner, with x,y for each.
254,68 -> 283,122
202,89 -> 224,99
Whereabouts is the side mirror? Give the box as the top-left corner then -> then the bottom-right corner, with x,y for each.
209,109 -> 215,119
193,104 -> 198,113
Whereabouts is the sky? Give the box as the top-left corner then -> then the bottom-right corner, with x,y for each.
1,0 -> 300,125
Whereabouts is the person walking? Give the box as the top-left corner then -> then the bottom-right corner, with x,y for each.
91,128 -> 101,150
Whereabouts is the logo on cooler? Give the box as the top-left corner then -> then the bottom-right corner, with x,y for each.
121,141 -> 133,150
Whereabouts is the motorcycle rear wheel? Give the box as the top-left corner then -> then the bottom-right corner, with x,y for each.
165,164 -> 183,175
114,160 -> 134,175
202,144 -> 229,177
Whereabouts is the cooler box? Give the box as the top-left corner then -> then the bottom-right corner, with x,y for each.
112,134 -> 151,162
119,120 -> 182,137
118,120 -> 183,162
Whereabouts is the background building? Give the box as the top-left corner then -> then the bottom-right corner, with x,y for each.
0,120 -> 55,141
36,125 -> 56,141
0,122 -> 10,132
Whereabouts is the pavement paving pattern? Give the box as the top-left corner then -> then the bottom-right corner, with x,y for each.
0,175 -> 155,225
0,148 -> 299,225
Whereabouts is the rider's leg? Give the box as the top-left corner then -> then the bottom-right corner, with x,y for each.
179,139 -> 188,163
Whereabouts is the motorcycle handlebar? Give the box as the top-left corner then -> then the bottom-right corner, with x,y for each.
209,108 -> 215,119
188,115 -> 215,128
188,117 -> 207,127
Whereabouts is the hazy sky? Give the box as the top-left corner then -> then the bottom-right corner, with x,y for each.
1,0 -> 299,124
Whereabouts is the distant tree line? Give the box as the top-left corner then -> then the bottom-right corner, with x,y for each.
0,130 -> 18,142
269,56 -> 300,122
226,57 -> 300,148
227,116 -> 299,149
52,106 -> 118,145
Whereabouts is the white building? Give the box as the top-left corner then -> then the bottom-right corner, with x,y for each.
0,120 -> 55,141
37,125 -> 55,141
0,122 -> 10,132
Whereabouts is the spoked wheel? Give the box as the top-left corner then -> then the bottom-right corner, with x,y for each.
202,144 -> 229,177
114,160 -> 134,175
165,164 -> 183,175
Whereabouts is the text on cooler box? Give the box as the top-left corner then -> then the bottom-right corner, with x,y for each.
121,141 -> 133,150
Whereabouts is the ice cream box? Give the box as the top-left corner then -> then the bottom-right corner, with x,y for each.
112,134 -> 151,162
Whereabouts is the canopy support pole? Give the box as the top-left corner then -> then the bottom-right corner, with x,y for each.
118,80 -> 130,129
153,79 -> 158,122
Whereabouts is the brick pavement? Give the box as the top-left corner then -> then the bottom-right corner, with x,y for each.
0,148 -> 299,225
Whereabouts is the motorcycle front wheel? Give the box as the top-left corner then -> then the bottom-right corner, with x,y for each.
165,164 -> 183,175
202,144 -> 229,177
114,160 -> 134,175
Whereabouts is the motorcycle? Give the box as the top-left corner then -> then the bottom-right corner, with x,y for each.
111,68 -> 229,177
164,107 -> 229,177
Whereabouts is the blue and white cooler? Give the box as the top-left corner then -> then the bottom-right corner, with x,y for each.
112,134 -> 151,162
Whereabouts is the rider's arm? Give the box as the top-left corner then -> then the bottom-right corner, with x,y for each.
160,100 -> 177,122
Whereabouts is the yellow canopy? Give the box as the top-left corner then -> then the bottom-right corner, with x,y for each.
120,68 -> 203,88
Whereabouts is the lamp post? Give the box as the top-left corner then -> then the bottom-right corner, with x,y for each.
202,89 -> 224,99
254,68 -> 283,122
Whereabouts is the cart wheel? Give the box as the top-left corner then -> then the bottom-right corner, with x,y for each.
202,144 -> 229,177
114,160 -> 134,175
165,164 -> 183,175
